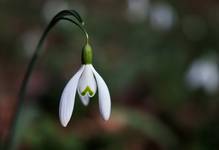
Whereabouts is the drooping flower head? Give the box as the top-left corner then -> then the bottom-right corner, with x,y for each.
4,10 -> 111,150
59,43 -> 111,127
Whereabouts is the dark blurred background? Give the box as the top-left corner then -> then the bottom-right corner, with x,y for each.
1,0 -> 219,149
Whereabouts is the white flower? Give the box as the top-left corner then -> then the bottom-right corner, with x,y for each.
186,57 -> 219,94
59,64 -> 111,127
149,2 -> 176,31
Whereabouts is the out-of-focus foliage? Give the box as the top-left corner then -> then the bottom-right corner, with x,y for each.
1,0 -> 219,149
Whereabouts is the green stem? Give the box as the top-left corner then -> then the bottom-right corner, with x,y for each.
4,10 -> 88,150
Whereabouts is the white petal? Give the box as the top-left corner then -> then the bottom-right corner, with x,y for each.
59,65 -> 85,127
78,92 -> 90,106
78,64 -> 97,97
91,65 -> 111,120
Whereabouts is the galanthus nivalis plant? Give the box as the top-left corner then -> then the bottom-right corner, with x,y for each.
5,10 -> 111,150
59,43 -> 111,127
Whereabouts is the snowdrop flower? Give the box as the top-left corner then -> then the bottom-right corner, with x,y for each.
186,56 -> 219,94
149,2 -> 176,31
59,43 -> 111,127
6,9 -> 110,150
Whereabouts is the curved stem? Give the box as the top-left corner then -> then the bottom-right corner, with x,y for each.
59,17 -> 89,42
4,10 -> 88,150
54,9 -> 84,25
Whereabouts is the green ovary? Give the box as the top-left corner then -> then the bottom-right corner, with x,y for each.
81,86 -> 94,96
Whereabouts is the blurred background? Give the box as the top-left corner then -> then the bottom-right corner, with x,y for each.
1,0 -> 219,149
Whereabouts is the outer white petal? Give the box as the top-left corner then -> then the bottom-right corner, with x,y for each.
78,92 -> 90,106
59,65 -> 85,127
78,64 -> 97,97
91,65 -> 111,120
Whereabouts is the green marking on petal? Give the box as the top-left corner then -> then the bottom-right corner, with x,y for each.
81,86 -> 94,96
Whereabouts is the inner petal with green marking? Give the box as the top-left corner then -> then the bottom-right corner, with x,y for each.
81,86 -> 94,97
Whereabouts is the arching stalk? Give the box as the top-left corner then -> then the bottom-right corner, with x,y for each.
4,10 -> 88,150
